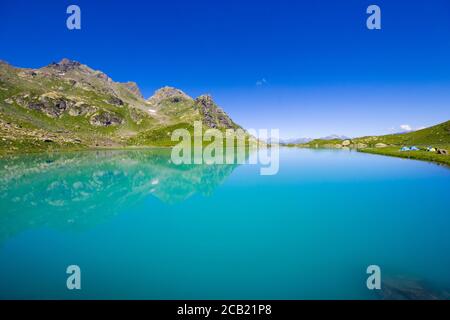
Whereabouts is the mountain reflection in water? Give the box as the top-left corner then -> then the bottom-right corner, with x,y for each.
0,149 -> 242,244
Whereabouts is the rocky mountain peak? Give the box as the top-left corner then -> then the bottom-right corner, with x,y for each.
59,58 -> 80,66
0,59 -> 245,150
123,81 -> 143,99
195,94 -> 214,106
194,94 -> 239,129
147,86 -> 192,105
48,58 -> 83,72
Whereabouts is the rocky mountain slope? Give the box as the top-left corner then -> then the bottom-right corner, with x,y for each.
0,59 -> 242,153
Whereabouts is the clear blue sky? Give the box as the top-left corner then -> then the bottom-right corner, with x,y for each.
1,0 -> 449,138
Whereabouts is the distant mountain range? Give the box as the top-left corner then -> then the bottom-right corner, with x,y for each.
319,134 -> 351,141
0,58 -> 242,153
270,135 -> 350,145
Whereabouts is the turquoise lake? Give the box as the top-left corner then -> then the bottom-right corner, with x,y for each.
0,148 -> 449,299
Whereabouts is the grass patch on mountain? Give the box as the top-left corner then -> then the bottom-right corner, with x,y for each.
127,123 -> 195,147
354,121 -> 450,146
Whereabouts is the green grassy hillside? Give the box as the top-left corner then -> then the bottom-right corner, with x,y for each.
353,120 -> 450,146
297,120 -> 450,166
300,120 -> 450,148
0,59 -> 245,154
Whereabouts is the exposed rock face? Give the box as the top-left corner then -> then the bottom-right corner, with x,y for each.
68,103 -> 97,116
342,140 -> 351,146
90,112 -> 124,126
108,95 -> 124,106
194,95 -> 237,129
0,59 -> 244,150
123,81 -> 143,99
11,92 -> 100,119
48,58 -> 82,73
147,86 -> 192,105
17,95 -> 70,118
94,71 -> 112,82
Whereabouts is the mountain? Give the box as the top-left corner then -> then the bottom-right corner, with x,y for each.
319,134 -> 350,141
0,149 -> 241,245
0,59 -> 243,153
352,121 -> 450,146
268,137 -> 312,145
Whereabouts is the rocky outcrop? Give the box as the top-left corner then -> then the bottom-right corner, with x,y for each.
194,95 -> 238,129
14,93 -> 71,118
48,58 -> 82,73
123,81 -> 143,99
0,60 -> 245,150
90,112 -> 124,127
68,103 -> 97,116
436,148 -> 448,155
107,95 -> 124,106
94,71 -> 112,82
147,86 -> 193,106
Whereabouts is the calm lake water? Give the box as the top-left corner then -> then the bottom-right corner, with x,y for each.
0,148 -> 449,299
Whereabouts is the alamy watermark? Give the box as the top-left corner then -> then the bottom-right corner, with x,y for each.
66,265 -> 81,290
170,121 -> 280,176
366,265 -> 381,290
366,5 -> 381,30
66,5 -> 81,30
66,4 -> 381,31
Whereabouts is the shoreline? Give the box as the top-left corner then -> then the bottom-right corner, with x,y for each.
0,145 -> 171,158
2,144 -> 449,169
357,147 -> 450,168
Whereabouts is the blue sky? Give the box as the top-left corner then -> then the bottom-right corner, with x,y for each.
1,0 -> 449,138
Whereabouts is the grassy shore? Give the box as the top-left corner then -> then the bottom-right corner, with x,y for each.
358,146 -> 450,167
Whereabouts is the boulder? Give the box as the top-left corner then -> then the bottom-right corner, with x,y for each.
375,143 -> 388,148
436,148 -> 448,155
